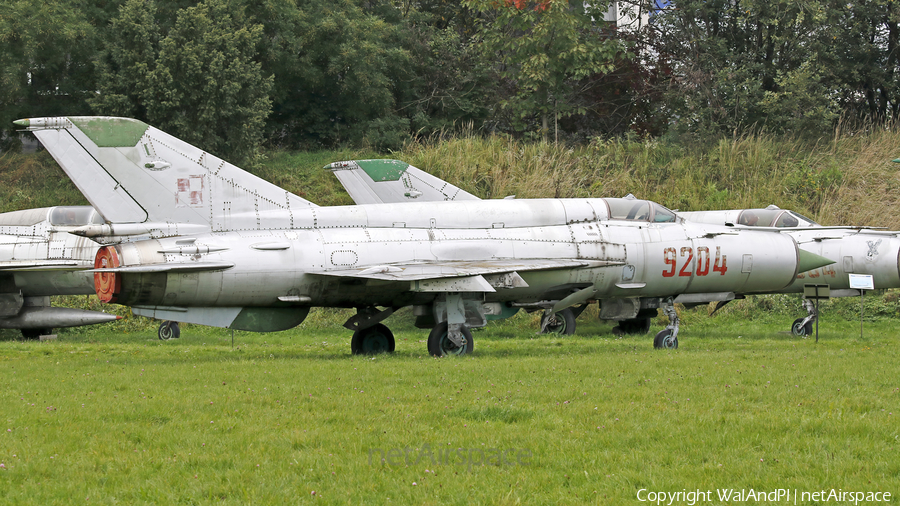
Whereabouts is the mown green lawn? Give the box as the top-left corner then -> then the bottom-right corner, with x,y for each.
1,307 -> 898,505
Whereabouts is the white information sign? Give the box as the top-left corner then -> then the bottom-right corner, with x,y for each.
849,274 -> 874,290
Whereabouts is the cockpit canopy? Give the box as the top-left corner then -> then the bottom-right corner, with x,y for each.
736,208 -> 817,228
603,198 -> 678,223
48,206 -> 105,227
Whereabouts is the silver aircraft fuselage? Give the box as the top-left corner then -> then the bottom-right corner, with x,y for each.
94,198 -> 818,330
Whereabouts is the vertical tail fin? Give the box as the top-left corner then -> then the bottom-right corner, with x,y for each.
325,159 -> 480,204
17,117 -> 316,231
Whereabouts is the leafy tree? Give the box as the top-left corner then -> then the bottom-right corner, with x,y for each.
396,0 -> 480,35
397,20 -> 495,137
0,0 -> 97,150
758,60 -> 839,135
561,27 -> 670,140
814,0 -> 900,123
651,0 -> 817,136
91,0 -> 272,165
651,0 -> 900,138
312,0 -> 409,146
90,0 -> 160,120
239,0 -> 494,149
147,0 -> 272,164
463,0 -> 621,141
226,0 -> 411,150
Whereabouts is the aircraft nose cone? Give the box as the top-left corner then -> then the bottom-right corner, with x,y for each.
797,249 -> 835,273
13,119 -> 30,127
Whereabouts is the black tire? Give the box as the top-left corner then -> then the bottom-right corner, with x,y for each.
791,318 -> 812,337
540,308 -> 576,335
158,321 -> 180,340
350,323 -> 396,355
653,329 -> 678,349
427,322 -> 473,357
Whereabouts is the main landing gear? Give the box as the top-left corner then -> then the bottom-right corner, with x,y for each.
344,303 -> 475,358
345,307 -> 397,355
539,308 -> 576,335
348,319 -> 473,357
350,323 -> 396,355
653,298 -> 679,349
427,322 -> 473,357
158,321 -> 180,340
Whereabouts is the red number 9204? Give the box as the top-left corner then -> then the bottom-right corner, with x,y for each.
662,246 -> 727,277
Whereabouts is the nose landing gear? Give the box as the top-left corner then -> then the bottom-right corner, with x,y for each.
653,298 -> 679,349
791,299 -> 816,337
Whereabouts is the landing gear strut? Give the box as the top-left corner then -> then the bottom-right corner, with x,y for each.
791,299 -> 816,337
653,298 -> 679,349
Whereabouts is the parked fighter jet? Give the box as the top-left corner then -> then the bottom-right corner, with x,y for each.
683,205 -> 900,335
326,160 -> 900,339
330,161 -> 900,339
15,117 -> 834,354
0,206 -> 121,338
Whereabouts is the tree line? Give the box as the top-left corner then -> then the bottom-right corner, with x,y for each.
2,0 -> 899,164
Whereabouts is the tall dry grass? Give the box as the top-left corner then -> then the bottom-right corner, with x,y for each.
821,125 -> 900,228
0,151 -> 88,213
4,124 -> 900,228
397,126 -> 900,228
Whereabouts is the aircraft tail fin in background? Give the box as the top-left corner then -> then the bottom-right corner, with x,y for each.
325,159 -> 481,205
16,117 -> 317,230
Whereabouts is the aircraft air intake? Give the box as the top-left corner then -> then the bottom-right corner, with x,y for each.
94,246 -> 121,303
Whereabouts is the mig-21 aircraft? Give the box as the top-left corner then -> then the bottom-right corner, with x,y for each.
682,206 -> 900,335
0,205 -> 121,338
326,161 -> 900,338
14,117 -> 834,354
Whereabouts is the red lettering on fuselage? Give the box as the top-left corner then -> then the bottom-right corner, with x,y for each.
662,246 -> 727,277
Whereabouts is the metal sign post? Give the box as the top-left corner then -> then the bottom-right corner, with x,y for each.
849,274 -> 875,339
803,284 -> 831,343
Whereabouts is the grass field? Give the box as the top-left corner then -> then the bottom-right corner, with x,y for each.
1,302 -> 898,505
6,115 -> 900,505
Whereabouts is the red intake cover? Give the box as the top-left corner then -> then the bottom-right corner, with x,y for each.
94,246 -> 121,303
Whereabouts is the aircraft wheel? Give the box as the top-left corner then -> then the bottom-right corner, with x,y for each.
428,322 -> 473,357
791,318 -> 812,337
540,308 -> 576,335
350,323 -> 396,355
158,321 -> 180,340
653,329 -> 678,349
